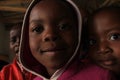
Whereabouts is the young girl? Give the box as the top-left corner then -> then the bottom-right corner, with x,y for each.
9,22 -> 22,61
0,22 -> 22,70
87,6 -> 120,80
0,0 -> 111,80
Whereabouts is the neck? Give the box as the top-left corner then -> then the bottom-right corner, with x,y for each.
47,67 -> 58,77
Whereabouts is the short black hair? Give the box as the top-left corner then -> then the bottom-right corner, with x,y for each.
10,22 -> 22,31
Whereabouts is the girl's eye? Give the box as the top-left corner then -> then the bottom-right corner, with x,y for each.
33,25 -> 44,33
110,33 -> 120,40
88,39 -> 96,46
10,37 -> 16,43
58,23 -> 71,31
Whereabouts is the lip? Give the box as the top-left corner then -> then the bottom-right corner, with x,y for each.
41,47 -> 67,53
15,50 -> 19,53
15,49 -> 19,54
99,58 -> 116,66
100,60 -> 114,66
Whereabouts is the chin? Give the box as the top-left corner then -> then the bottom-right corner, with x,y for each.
46,61 -> 66,69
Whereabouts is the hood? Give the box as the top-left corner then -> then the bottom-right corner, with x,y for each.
18,0 -> 82,79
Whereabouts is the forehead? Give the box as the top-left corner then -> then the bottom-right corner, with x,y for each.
10,27 -> 21,36
10,24 -> 22,31
93,8 -> 120,22
10,27 -> 21,34
92,8 -> 120,26
30,0 -> 76,21
10,29 -> 21,34
89,8 -> 120,34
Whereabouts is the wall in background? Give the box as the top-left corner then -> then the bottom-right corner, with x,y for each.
0,23 -> 10,62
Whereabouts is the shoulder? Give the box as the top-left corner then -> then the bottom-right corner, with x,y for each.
0,60 -> 36,80
0,61 -> 19,75
0,59 -> 24,80
82,63 -> 109,74
73,63 -> 111,80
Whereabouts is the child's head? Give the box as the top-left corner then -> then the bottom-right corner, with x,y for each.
88,6 -> 120,75
19,0 -> 81,77
10,22 -> 22,55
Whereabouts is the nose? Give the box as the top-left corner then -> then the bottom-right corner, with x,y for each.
97,41 -> 112,54
43,28 -> 59,42
44,35 -> 58,42
15,38 -> 20,46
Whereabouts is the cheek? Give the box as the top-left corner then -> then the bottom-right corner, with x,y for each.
112,46 -> 120,57
29,31 -> 41,51
110,42 -> 120,56
64,31 -> 78,46
62,33 -> 78,57
88,49 -> 97,58
29,36 -> 40,54
10,43 -> 14,50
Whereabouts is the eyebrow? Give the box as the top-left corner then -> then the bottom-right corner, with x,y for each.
29,19 -> 44,24
106,26 -> 120,33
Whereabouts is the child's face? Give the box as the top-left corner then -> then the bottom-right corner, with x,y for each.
10,27 -> 21,54
29,0 -> 78,71
88,10 -> 120,73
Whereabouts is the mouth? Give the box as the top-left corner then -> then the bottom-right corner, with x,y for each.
100,60 -> 114,66
40,47 -> 67,54
99,58 -> 116,66
15,48 -> 19,54
16,50 -> 19,53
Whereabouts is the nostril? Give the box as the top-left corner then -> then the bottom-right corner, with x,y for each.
98,47 -> 112,54
44,36 -> 58,42
105,48 -> 112,53
44,37 -> 50,41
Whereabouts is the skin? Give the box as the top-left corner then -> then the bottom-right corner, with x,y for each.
10,26 -> 21,56
88,8 -> 120,76
29,0 -> 78,77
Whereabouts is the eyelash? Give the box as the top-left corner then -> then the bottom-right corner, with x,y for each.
32,25 -> 44,33
109,33 -> 120,41
88,39 -> 96,46
32,23 -> 71,33
58,23 -> 71,31
10,37 -> 17,44
88,33 -> 120,46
